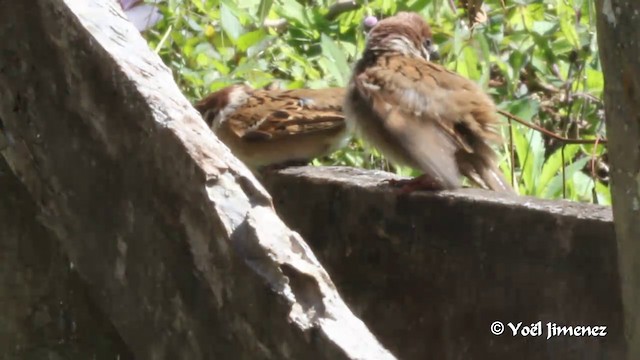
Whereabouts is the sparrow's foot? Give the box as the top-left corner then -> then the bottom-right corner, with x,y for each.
381,174 -> 444,194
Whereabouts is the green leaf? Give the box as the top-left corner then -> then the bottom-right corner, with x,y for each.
407,0 -> 429,11
190,0 -> 207,14
319,33 -> 351,86
220,3 -> 243,41
538,144 -> 582,192
209,58 -> 231,75
543,156 -> 590,198
281,49 -> 322,79
256,0 -> 273,23
526,129 -> 545,194
236,29 -> 267,51
531,21 -> 556,36
459,46 -> 480,81
276,0 -> 308,25
571,171 -> 595,200
475,34 -> 492,86
557,0 -> 580,48
504,98 -> 540,121
221,0 -> 254,22
595,181 -> 611,205
584,67 -> 604,95
508,100 -> 544,195
559,20 -> 580,49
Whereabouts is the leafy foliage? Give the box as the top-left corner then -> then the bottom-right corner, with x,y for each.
141,0 -> 609,204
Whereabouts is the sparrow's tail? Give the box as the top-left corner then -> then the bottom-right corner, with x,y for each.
476,165 -> 515,193
457,152 -> 516,193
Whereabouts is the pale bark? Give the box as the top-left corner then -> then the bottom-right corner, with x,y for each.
596,0 -> 640,358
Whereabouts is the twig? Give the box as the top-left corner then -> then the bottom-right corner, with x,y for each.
561,144 -> 566,199
326,0 -> 360,21
570,92 -> 602,104
154,24 -> 172,54
589,136 -> 603,203
497,109 -> 608,145
560,61 -> 576,136
448,0 -> 457,12
589,137 -> 604,179
508,118 -> 515,189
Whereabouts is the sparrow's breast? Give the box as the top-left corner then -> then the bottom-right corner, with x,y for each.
213,119 -> 348,170
344,82 -> 419,169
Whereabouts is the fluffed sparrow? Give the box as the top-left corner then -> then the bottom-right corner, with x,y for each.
344,12 -> 513,193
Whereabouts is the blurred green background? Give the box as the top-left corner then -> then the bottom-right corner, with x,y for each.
139,0 -> 608,204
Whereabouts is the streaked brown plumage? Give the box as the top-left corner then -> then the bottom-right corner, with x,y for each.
194,85 -> 349,170
345,12 -> 513,192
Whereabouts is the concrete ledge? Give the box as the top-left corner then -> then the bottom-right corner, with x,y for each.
263,166 -> 624,360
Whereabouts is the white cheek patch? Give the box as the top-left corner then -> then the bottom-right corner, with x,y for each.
227,86 -> 251,105
420,46 -> 430,61
386,38 -> 422,58
211,87 -> 251,130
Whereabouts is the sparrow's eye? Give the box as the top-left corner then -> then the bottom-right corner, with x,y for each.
423,38 -> 440,61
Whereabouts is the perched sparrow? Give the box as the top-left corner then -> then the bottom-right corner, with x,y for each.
344,12 -> 513,193
194,85 -> 349,170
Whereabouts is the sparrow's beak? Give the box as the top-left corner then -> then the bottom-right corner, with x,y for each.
428,44 -> 440,61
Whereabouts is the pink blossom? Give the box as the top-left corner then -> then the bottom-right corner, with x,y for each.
118,0 -> 162,32
363,16 -> 378,29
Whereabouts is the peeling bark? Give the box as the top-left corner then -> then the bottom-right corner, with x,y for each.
0,0 -> 393,359
596,1 -> 640,358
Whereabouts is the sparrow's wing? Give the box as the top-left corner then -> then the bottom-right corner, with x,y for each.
397,60 -> 511,192
228,88 -> 346,141
352,55 -> 502,189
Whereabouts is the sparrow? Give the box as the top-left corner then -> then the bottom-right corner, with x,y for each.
344,12 -> 513,193
194,85 -> 350,171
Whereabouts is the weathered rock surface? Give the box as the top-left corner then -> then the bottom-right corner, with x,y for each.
263,166 -> 625,360
0,1 -> 393,359
0,157 -> 133,360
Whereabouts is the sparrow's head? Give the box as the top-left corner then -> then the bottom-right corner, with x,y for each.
194,84 -> 251,129
365,12 -> 438,61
